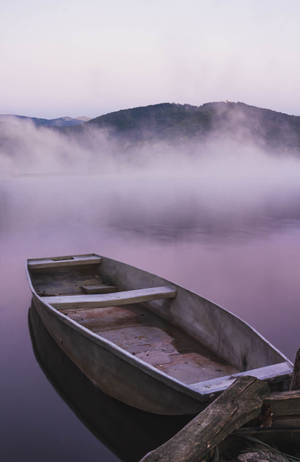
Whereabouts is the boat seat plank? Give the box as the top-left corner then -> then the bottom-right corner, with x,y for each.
41,286 -> 177,308
81,284 -> 117,294
28,255 -> 102,270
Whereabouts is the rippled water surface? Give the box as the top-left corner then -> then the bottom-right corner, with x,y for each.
2,175 -> 300,461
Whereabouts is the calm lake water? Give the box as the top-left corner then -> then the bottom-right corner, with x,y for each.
2,175 -> 300,461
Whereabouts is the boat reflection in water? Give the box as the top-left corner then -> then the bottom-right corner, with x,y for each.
28,304 -> 191,462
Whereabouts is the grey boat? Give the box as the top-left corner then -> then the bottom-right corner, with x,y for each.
26,253 -> 292,415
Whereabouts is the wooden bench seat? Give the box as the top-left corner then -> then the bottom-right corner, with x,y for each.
41,286 -> 177,309
28,254 -> 102,270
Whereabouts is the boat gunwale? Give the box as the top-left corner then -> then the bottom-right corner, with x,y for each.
25,254 -> 292,402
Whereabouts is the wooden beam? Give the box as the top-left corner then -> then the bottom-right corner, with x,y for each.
140,376 -> 269,462
290,348 -> 300,390
265,389 -> 300,416
28,254 -> 102,270
258,389 -> 300,428
42,286 -> 177,309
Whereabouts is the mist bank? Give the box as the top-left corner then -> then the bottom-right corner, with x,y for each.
1,101 -> 300,239
2,160 -> 300,240
2,101 -> 300,176
2,102 -> 300,174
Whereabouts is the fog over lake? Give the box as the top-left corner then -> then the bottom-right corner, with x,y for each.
1,119 -> 300,460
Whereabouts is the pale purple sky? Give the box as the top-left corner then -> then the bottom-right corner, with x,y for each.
1,0 -> 300,118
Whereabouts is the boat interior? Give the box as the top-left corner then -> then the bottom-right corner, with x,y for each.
28,254 -> 285,386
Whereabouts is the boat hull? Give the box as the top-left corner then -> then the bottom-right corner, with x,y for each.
32,295 -> 205,415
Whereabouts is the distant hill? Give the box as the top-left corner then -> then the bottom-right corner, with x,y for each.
86,102 -> 300,153
0,114 -> 89,127
3,102 -> 300,154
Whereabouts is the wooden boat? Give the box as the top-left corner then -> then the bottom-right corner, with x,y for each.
26,253 -> 293,415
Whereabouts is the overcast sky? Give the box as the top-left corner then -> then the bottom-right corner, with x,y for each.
1,0 -> 300,118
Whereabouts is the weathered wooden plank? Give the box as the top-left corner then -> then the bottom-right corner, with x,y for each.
140,376 -> 269,462
256,389 -> 300,427
28,255 -> 102,270
42,286 -> 177,309
265,389 -> 300,416
290,348 -> 300,390
271,416 -> 300,427
81,284 -> 117,294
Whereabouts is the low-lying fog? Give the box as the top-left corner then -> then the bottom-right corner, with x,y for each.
1,116 -> 300,360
